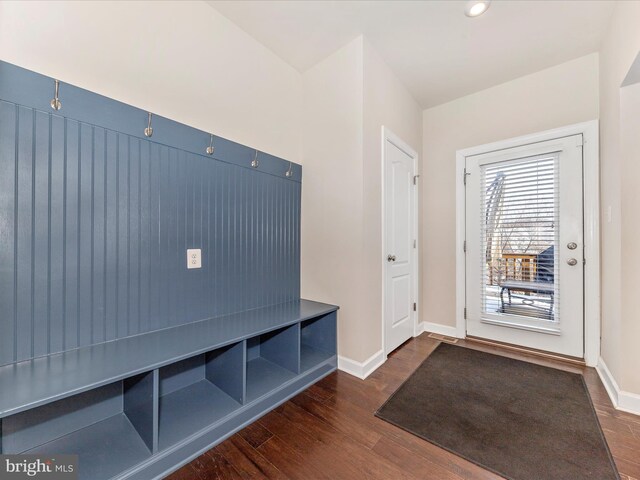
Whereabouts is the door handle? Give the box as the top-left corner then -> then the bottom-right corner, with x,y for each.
387,254 -> 396,262
567,258 -> 578,266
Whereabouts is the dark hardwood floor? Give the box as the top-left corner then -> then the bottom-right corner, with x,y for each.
166,334 -> 640,480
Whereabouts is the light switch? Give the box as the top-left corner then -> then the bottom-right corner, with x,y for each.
187,249 -> 202,269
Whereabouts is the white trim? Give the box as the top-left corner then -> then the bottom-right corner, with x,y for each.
456,121 -> 598,158
420,322 -> 460,338
337,350 -> 386,380
455,156 -> 467,339
381,127 -> 420,356
455,120 -> 600,366
581,121 -> 600,367
597,358 -> 640,415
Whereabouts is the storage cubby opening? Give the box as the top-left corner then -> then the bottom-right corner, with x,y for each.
300,312 -> 337,372
245,325 -> 300,403
1,374 -> 153,480
158,342 -> 244,450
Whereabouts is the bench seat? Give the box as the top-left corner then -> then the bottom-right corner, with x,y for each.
0,299 -> 338,419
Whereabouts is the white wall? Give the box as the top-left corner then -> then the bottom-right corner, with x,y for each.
0,0 -> 302,161
301,37 -> 366,361
619,82 -> 640,396
301,36 -> 421,364
599,0 -> 640,396
422,53 -> 600,330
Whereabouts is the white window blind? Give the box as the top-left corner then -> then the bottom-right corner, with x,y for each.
480,153 -> 559,322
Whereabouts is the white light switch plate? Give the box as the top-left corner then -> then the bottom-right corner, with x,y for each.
187,249 -> 202,269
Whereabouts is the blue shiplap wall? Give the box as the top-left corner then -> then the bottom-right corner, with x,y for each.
0,63 -> 301,366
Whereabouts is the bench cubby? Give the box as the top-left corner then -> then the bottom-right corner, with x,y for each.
158,343 -> 244,450
0,299 -> 338,480
2,372 -> 154,480
246,324 -> 300,403
300,311 -> 337,372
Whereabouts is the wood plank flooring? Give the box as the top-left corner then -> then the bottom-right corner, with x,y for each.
166,334 -> 640,480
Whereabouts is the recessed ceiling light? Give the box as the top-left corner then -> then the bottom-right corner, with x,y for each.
465,0 -> 491,17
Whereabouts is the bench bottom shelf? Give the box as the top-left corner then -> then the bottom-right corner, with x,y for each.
300,344 -> 334,372
159,380 -> 241,451
246,358 -> 297,403
26,413 -> 151,480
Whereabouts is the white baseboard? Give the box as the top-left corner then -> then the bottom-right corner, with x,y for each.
420,322 -> 460,339
338,349 -> 386,380
596,357 -> 640,416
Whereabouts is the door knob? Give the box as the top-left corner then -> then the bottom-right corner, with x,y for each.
567,242 -> 578,250
387,254 -> 396,262
567,258 -> 578,266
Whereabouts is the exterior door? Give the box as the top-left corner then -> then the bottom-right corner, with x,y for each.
465,134 -> 584,357
384,132 -> 417,354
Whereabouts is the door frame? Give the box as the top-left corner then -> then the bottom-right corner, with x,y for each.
455,120 -> 600,366
382,126 -> 420,355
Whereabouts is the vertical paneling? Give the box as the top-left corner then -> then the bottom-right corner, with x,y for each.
139,141 -> 151,334
105,130 -> 118,342
92,127 -> 106,345
16,105 -> 34,361
49,116 -> 65,355
33,111 -> 49,358
0,101 -> 17,366
116,133 -> 128,339
78,123 -> 93,347
0,101 -> 301,366
129,138 -> 140,336
148,142 -> 160,334
65,119 -> 81,351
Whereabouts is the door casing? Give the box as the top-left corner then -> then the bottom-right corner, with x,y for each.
455,120 -> 600,366
382,127 -> 420,356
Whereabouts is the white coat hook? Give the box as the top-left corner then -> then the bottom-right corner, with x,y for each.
251,150 -> 259,168
285,162 -> 293,178
50,79 -> 62,111
206,134 -> 215,155
144,113 -> 153,137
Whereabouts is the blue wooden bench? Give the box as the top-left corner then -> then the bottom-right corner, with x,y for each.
0,299 -> 338,480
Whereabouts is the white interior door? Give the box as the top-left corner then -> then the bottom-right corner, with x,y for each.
465,134 -> 584,357
384,132 -> 417,354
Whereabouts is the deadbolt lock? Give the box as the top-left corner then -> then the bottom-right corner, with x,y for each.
567,242 -> 578,250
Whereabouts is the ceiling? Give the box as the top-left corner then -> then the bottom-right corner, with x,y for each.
207,0 -> 614,108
